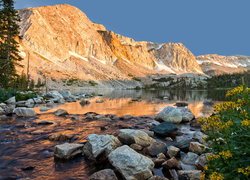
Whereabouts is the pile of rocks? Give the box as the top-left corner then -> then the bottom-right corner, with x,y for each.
54,120 -> 209,180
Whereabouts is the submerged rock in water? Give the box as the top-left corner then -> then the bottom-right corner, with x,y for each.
151,122 -> 177,137
54,109 -> 68,116
54,143 -> 83,160
118,129 -> 156,147
83,134 -> 121,160
89,169 -> 118,180
13,107 -> 36,117
80,99 -> 90,106
108,145 -> 154,180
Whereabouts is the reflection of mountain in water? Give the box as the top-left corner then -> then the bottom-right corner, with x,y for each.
89,89 -> 226,102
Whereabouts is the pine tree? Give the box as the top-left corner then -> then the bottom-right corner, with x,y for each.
0,0 -> 22,88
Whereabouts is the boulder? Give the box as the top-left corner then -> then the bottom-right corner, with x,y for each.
46,91 -> 64,100
195,154 -> 208,169
5,96 -> 16,104
60,90 -> 72,99
118,129 -> 155,147
193,131 -> 208,144
151,122 -> 177,137
54,143 -> 83,160
89,169 -> 118,180
189,142 -> 207,154
175,135 -> 193,150
182,152 -> 199,165
13,108 -> 36,117
54,109 -> 68,116
178,107 -> 195,122
108,145 -> 154,180
156,106 -> 194,123
146,141 -> 167,157
83,134 -> 121,160
33,97 -> 43,104
179,161 -> 197,170
167,146 -> 180,158
162,157 -> 179,169
178,170 -> 202,180
156,106 -> 182,123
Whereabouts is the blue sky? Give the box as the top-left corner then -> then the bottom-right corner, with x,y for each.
15,0 -> 250,56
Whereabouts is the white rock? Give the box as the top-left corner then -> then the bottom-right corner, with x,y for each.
54,143 -> 83,159
108,145 -> 154,180
13,107 -> 36,117
83,134 -> 121,160
118,129 -> 156,147
5,96 -> 16,104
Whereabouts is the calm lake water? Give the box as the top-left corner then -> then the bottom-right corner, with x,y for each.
0,89 -> 226,179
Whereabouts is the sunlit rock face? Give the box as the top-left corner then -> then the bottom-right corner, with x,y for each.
17,4 -> 204,88
197,54 -> 250,76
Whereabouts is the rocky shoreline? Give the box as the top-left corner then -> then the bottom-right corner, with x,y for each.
0,90 -> 210,179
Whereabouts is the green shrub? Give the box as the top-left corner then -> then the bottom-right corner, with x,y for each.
198,86 -> 250,179
0,88 -> 37,102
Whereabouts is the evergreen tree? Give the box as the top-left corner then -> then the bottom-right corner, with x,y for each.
0,0 -> 22,88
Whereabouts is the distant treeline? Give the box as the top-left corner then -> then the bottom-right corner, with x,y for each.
207,71 -> 250,89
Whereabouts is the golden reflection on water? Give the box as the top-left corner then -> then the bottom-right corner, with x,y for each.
34,97 -> 214,117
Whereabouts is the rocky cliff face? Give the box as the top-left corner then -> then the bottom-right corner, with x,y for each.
17,4 -> 205,89
197,54 -> 250,76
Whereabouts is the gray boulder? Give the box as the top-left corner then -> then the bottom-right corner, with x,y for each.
151,122 -> 177,137
156,106 -> 194,123
89,169 -> 118,180
179,107 -> 195,122
182,152 -> 199,165
146,141 -> 167,157
108,145 -> 154,180
156,106 -> 182,123
83,134 -> 121,160
13,107 -> 36,117
5,96 -> 16,104
46,91 -> 64,100
54,109 -> 68,116
60,90 -> 72,99
118,129 -> 156,147
54,143 -> 83,160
